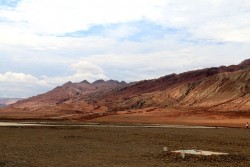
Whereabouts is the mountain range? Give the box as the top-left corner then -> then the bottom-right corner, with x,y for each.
0,98 -> 22,108
1,59 -> 250,126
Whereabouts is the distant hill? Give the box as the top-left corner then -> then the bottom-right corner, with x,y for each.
0,104 -> 6,108
0,98 -> 23,108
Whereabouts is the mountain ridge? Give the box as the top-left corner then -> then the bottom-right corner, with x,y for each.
1,59 -> 250,125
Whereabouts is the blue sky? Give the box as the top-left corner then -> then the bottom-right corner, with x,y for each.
0,0 -> 250,98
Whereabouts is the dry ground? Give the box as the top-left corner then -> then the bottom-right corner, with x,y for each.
0,124 -> 250,167
90,109 -> 250,128
1,108 -> 250,128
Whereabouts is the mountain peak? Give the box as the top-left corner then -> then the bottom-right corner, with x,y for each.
80,80 -> 90,84
239,59 -> 250,66
92,79 -> 105,84
63,81 -> 73,86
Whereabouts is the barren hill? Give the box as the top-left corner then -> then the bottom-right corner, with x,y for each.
1,59 -> 250,126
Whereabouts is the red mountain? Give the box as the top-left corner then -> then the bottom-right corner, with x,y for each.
1,59 -> 250,126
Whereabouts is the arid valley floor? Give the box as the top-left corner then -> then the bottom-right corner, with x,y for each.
0,121 -> 250,167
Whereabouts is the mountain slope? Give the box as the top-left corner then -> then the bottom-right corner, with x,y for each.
96,60 -> 250,113
104,67 -> 250,113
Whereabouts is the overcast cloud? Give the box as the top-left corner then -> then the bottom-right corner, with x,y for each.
0,0 -> 250,97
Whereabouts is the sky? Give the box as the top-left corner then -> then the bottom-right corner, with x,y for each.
0,0 -> 250,98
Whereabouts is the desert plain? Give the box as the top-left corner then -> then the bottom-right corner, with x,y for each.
0,121 -> 249,167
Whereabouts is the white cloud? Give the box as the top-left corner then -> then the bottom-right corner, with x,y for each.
71,60 -> 105,75
0,72 -> 52,98
0,0 -> 164,34
43,60 -> 108,85
155,0 -> 250,42
104,24 -> 139,39
0,72 -> 44,85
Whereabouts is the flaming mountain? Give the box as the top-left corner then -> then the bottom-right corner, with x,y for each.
1,59 -> 250,126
